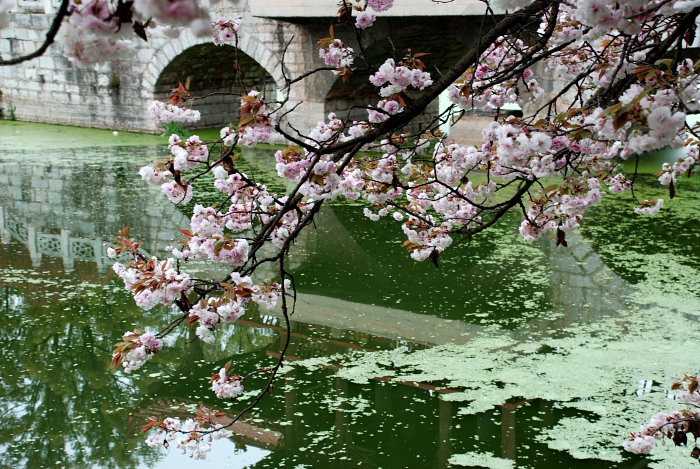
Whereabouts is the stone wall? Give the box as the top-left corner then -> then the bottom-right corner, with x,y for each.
0,13 -> 151,130
0,1 -> 315,133
0,2 -> 503,139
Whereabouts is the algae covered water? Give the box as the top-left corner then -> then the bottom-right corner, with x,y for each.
0,121 -> 697,468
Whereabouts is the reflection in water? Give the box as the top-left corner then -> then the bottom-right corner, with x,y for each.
2,128 -> 694,468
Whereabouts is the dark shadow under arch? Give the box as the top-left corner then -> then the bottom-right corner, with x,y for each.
324,18 -> 479,130
154,43 -> 278,129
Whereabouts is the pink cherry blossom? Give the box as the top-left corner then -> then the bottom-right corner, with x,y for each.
355,11 -> 376,29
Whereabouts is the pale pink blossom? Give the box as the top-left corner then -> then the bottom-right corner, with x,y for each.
319,39 -> 354,68
213,17 -> 242,45
634,198 -> 664,215
355,11 -> 376,29
148,101 -> 201,125
212,367 -> 244,399
368,0 -> 393,12
161,181 -> 194,205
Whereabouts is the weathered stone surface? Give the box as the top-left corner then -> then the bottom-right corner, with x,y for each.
1,1 -> 495,140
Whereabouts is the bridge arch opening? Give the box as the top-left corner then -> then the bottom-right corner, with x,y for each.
324,18 -> 483,135
154,43 -> 279,129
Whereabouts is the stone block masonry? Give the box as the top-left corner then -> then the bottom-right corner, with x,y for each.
0,1 -> 309,133
0,1 -> 505,142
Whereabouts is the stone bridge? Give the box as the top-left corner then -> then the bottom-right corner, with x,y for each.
0,0 -> 501,138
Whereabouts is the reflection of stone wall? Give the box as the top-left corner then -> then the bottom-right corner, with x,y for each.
0,148 -> 190,272
513,232 -> 632,341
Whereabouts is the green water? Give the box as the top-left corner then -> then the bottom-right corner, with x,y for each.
0,121 -> 698,468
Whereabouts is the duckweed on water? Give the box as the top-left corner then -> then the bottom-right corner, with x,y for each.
291,251 -> 700,465
3,122 -> 699,468
448,451 -> 515,468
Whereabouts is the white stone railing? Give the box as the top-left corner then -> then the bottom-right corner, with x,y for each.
15,0 -> 61,14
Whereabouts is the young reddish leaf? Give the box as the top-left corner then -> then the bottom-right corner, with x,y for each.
556,228 -> 568,247
429,249 -> 440,268
613,111 -> 629,131
239,115 -> 256,127
669,179 -> 675,199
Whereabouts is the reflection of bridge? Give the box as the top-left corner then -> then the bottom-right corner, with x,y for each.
0,147 -> 190,274
0,145 -> 632,346
128,397 -> 285,451
0,142 -> 636,469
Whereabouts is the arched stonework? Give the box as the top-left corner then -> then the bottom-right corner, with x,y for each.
140,26 -> 286,96
152,43 -> 278,128
137,24 -> 288,129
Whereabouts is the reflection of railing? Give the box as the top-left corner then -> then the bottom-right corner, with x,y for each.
0,207 -> 115,274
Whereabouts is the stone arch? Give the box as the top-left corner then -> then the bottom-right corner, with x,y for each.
140,28 -> 285,128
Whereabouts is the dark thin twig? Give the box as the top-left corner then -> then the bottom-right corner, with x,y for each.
0,0 -> 72,66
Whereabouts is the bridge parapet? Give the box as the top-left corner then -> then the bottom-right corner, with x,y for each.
250,0 -> 490,18
14,0 -> 60,14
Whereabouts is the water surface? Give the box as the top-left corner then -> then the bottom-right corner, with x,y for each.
0,121 -> 697,469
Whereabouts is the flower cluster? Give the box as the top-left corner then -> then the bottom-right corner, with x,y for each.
367,99 -> 403,123
112,330 -> 163,374
368,0 -> 394,12
658,152 -> 698,187
132,0 -> 205,25
624,410 -> 700,454
211,363 -> 244,399
369,58 -> 433,97
448,36 -> 542,111
237,91 -> 283,146
318,38 -> 355,68
148,101 -> 201,125
625,375 -> 700,455
186,273 -> 285,343
144,411 -> 231,460
355,11 -> 376,29
633,198 -> 664,216
212,17 -> 242,45
112,256 -> 193,310
57,0 -> 217,64
60,4 -> 133,65
168,134 -> 209,172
